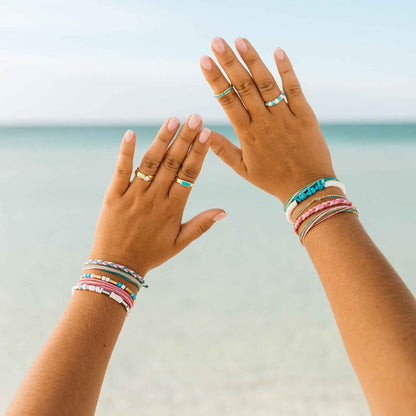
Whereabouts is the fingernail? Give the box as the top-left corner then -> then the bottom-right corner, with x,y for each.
200,55 -> 212,70
188,113 -> 201,130
213,212 -> 227,222
199,128 -> 211,143
212,37 -> 225,54
125,130 -> 135,143
167,117 -> 180,131
235,37 -> 247,53
275,47 -> 285,61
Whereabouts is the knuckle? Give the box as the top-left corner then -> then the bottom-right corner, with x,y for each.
181,166 -> 199,181
286,82 -> 302,97
115,165 -> 130,177
219,92 -> 237,108
235,79 -> 253,96
177,132 -> 194,144
158,133 -> 172,144
211,142 -> 226,158
221,55 -> 235,69
258,78 -> 277,94
244,53 -> 258,67
197,221 -> 211,234
163,157 -> 181,172
140,157 -> 159,172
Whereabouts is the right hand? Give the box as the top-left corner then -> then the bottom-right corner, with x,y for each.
200,37 -> 335,203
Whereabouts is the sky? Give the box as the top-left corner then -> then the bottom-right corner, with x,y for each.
0,0 -> 415,124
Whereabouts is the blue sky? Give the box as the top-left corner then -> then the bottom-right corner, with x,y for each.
0,0 -> 415,124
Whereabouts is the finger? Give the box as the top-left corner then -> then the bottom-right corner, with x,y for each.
235,38 -> 288,112
209,131 -> 247,177
200,55 -> 250,128
130,117 -> 180,193
274,48 -> 309,116
153,113 -> 202,192
107,130 -> 136,197
211,37 -> 266,116
175,209 -> 227,250
169,127 -> 211,203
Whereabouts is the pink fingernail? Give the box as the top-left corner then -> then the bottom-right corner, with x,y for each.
275,47 -> 285,61
200,55 -> 212,70
199,128 -> 211,143
235,37 -> 247,53
212,37 -> 225,54
167,117 -> 180,131
213,212 -> 227,222
125,130 -> 135,143
188,113 -> 202,130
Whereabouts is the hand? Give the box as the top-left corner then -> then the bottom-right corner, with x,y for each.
200,37 -> 335,203
89,115 -> 226,277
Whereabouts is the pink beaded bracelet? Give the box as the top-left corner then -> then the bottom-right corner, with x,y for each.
294,198 -> 353,234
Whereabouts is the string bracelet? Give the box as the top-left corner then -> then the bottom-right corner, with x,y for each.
77,278 -> 134,309
82,265 -> 142,291
84,259 -> 148,288
298,204 -> 352,239
293,194 -> 347,223
299,205 -> 359,244
284,177 -> 347,223
294,198 -> 353,234
82,273 -> 136,301
72,284 -> 131,313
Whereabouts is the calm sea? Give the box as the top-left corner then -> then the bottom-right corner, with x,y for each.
1,123 -> 416,415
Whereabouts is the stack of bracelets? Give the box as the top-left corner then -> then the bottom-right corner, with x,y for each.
71,259 -> 148,314
283,177 -> 359,244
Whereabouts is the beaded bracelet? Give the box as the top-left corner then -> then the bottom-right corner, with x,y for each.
82,273 -> 137,301
72,284 -> 131,313
294,198 -> 353,234
84,259 -> 147,287
293,194 -> 347,223
284,178 -> 347,223
77,278 -> 134,309
299,205 -> 358,244
82,265 -> 142,291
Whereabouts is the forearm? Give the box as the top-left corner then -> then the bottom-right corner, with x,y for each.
304,210 -> 416,415
6,274 -> 132,416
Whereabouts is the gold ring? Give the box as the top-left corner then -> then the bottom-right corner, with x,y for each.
135,168 -> 154,182
175,177 -> 194,188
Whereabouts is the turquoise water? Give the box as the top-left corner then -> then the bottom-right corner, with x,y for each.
1,123 -> 416,415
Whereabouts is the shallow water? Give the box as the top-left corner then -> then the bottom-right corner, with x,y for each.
1,123 -> 416,415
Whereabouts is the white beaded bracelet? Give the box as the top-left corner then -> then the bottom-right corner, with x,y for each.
72,284 -> 130,313
285,180 -> 347,223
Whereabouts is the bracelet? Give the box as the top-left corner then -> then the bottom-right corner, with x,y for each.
284,178 -> 347,223
84,259 -> 147,287
72,284 -> 131,313
294,198 -> 353,233
293,194 -> 346,223
77,278 -> 134,309
82,273 -> 136,301
82,265 -> 142,291
299,205 -> 358,244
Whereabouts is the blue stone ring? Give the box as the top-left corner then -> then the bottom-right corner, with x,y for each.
265,91 -> 286,107
175,177 -> 194,188
214,85 -> 233,99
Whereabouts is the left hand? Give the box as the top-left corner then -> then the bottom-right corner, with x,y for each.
89,115 -> 226,278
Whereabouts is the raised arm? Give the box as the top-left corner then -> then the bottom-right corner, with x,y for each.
6,117 -> 226,416
201,37 -> 416,415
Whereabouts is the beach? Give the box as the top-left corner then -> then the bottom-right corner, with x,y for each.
1,123 -> 415,415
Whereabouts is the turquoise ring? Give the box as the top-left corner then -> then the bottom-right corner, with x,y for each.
175,177 -> 194,188
265,91 -> 286,107
214,85 -> 233,99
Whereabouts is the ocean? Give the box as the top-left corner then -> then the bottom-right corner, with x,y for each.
1,123 -> 416,415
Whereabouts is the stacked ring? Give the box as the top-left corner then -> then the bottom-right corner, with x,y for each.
175,177 -> 194,188
214,85 -> 233,99
265,91 -> 286,107
135,168 -> 154,182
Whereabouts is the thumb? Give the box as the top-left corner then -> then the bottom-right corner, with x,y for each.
175,209 -> 227,249
210,132 -> 247,177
